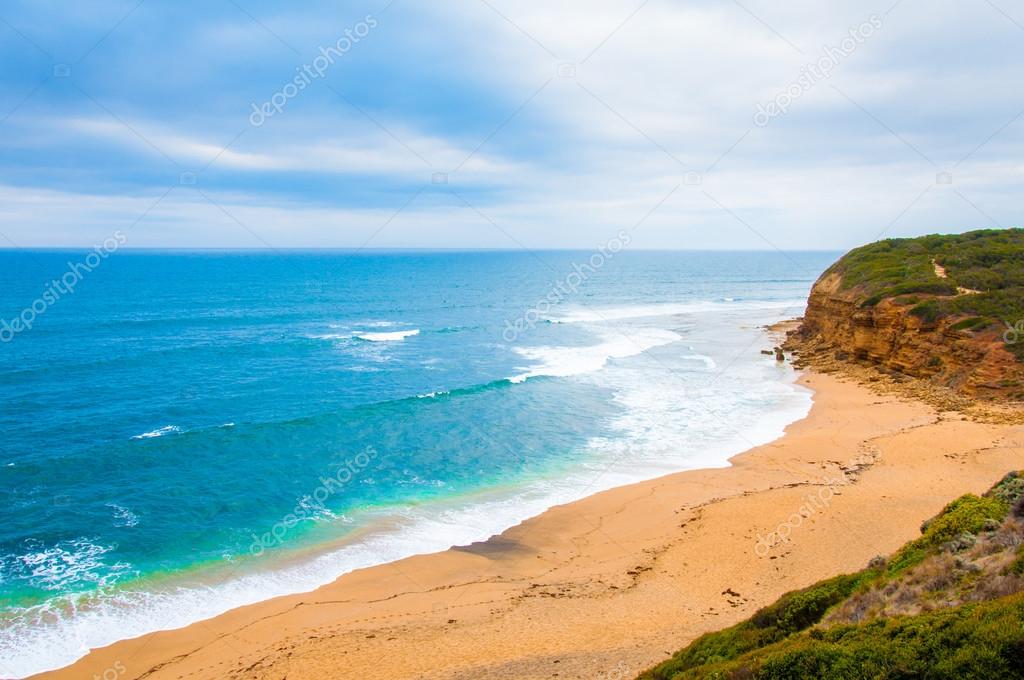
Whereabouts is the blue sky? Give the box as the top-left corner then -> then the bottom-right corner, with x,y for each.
0,0 -> 1021,248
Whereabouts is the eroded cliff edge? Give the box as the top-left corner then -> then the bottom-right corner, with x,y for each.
785,229 -> 1024,400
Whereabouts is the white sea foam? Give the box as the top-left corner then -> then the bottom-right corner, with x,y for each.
0,368 -> 810,679
2,307 -> 813,678
107,504 -> 140,528
507,328 -> 681,383
327,320 -> 395,329
311,321 -> 402,341
685,353 -> 717,369
355,329 -> 420,342
1,480 -> 634,677
130,425 -> 181,440
356,320 -> 397,328
0,538 -> 133,594
547,299 -> 806,324
417,390 -> 450,399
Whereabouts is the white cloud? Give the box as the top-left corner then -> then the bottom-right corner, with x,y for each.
3,0 -> 1022,247
56,116 -> 528,181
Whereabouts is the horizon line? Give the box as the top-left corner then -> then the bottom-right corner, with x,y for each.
0,246 -> 847,253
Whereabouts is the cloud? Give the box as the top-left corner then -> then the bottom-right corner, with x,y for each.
0,0 -> 1020,247
52,115 -> 530,181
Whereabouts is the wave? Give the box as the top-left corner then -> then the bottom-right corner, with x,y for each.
344,320 -> 396,328
0,304 -> 817,678
546,299 -> 807,324
507,328 -> 681,383
309,328 -> 420,342
0,477 -> 628,677
107,504 -> 140,528
0,370 -> 812,679
130,425 -> 182,440
685,353 -> 717,369
417,390 -> 450,399
0,538 -> 133,594
355,329 -> 420,342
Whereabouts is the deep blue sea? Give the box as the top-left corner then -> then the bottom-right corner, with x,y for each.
0,249 -> 836,676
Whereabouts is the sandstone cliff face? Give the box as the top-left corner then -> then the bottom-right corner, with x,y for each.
791,271 -> 1024,399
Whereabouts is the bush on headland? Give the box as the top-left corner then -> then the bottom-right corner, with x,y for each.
825,228 -> 1024,360
638,471 -> 1024,680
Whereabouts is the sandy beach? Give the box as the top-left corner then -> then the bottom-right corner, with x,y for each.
37,362 -> 1024,680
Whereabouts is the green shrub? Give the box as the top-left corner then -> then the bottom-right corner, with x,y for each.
827,229 -> 1024,361
990,471 -> 1024,506
909,301 -> 941,323
888,494 -> 1009,574
638,474 -> 1024,680
950,316 -> 992,331
647,593 -> 1024,680
640,572 -> 875,679
1011,545 -> 1024,576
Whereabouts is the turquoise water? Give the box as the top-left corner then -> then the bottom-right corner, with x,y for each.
0,250 -> 835,676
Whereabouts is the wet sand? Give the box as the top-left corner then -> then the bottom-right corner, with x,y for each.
37,369 -> 1024,680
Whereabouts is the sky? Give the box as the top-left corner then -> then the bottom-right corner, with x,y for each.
0,0 -> 1021,250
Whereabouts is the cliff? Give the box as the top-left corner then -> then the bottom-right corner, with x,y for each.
786,229 -> 1024,400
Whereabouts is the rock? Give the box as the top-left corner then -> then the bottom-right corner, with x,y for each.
790,270 -> 1024,400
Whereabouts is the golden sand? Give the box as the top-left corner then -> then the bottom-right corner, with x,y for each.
38,369 -> 1024,680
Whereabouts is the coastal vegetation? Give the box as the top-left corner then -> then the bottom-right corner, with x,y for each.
823,228 -> 1024,359
639,472 -> 1024,680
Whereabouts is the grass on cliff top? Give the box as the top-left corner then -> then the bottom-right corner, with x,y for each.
638,472 -> 1024,680
824,228 -> 1024,358
831,228 -> 1024,298
644,593 -> 1024,680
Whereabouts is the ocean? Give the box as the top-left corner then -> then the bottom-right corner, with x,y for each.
0,249 -> 836,676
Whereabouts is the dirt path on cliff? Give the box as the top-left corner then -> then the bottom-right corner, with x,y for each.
933,258 -> 981,295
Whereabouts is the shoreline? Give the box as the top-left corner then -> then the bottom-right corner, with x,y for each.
35,363 -> 1024,679
10,317 -> 813,679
